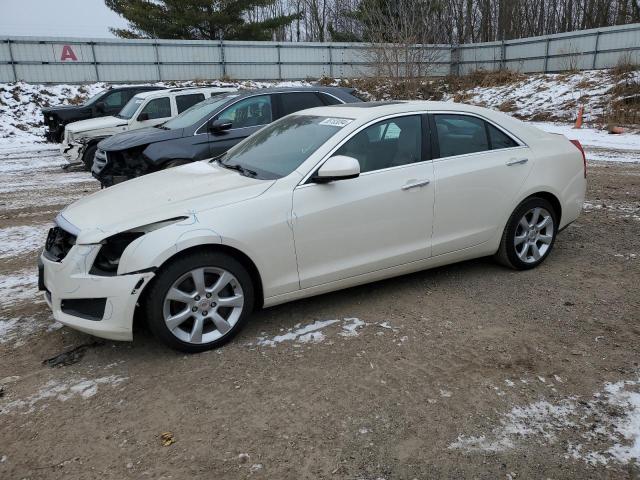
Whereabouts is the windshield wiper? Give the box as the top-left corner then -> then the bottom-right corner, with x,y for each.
217,159 -> 257,177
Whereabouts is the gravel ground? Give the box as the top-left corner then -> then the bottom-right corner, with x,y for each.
0,144 -> 639,479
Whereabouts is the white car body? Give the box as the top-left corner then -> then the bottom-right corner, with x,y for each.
41,101 -> 586,342
60,86 -> 236,164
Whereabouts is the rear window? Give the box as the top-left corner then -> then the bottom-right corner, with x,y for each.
176,93 -> 205,114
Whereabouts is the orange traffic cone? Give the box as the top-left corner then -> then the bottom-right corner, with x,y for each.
573,106 -> 584,129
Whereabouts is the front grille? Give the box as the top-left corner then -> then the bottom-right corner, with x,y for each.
44,226 -> 76,262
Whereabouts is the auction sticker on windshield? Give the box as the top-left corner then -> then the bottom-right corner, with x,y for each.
319,118 -> 352,127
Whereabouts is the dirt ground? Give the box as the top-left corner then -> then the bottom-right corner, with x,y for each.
0,146 -> 639,479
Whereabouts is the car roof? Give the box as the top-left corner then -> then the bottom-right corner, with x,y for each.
299,101 -> 547,142
132,86 -> 236,100
231,86 -> 358,98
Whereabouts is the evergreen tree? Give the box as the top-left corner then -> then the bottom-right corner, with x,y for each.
105,0 -> 300,40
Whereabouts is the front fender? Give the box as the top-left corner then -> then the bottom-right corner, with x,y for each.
118,218 -> 222,274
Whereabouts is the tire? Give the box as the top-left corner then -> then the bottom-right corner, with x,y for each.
496,197 -> 558,270
143,251 -> 254,353
82,143 -> 97,171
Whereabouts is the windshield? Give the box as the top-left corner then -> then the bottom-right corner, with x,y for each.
116,96 -> 145,119
162,94 -> 239,130
218,115 -> 352,180
83,91 -> 105,106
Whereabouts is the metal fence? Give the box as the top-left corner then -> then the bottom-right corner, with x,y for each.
1,23 -> 639,83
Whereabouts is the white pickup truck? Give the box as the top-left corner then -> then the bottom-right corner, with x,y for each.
61,86 -> 236,169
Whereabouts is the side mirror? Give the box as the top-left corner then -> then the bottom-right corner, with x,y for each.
312,155 -> 360,183
208,118 -> 233,134
137,112 -> 150,121
95,102 -> 106,113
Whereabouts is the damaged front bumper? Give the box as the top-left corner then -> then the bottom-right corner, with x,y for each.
92,148 -> 148,187
39,242 -> 154,341
60,139 -> 85,165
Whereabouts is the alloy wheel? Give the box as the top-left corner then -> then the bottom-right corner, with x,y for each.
162,267 -> 244,344
513,207 -> 554,264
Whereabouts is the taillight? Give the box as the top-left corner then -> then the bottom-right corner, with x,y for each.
570,139 -> 586,178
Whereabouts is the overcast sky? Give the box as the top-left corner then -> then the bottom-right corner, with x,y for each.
1,0 -> 128,37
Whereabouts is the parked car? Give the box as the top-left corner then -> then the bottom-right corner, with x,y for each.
92,87 -> 362,187
61,86 -> 237,170
39,101 -> 587,352
42,85 -> 164,143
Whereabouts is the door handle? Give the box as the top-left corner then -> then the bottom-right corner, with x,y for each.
506,158 -> 528,166
401,179 -> 431,190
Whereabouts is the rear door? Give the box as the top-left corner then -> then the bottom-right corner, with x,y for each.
176,93 -> 206,114
206,94 -> 274,158
101,90 -> 129,116
134,96 -> 173,129
274,92 -> 327,119
430,113 -> 533,256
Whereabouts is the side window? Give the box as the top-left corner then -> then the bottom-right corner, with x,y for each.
103,91 -> 125,108
434,114 -> 489,158
176,93 -> 205,114
279,92 -> 325,116
139,97 -> 171,120
334,115 -> 421,174
488,124 -> 519,150
319,92 -> 342,105
218,95 -> 272,129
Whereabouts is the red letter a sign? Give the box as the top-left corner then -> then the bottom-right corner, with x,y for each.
60,45 -> 78,61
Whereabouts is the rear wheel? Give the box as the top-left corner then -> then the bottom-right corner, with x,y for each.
496,197 -> 557,270
82,144 -> 97,171
144,251 -> 254,352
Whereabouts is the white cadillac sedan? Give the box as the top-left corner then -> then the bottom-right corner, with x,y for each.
39,101 -> 587,352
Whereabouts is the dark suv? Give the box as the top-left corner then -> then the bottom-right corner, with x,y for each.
93,87 -> 361,186
42,85 -> 164,142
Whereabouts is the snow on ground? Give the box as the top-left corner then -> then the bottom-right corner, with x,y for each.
252,317 -> 369,347
0,269 -> 39,308
449,377 -> 640,466
0,316 -> 61,347
0,224 -> 50,259
445,69 -> 640,124
0,375 -> 128,415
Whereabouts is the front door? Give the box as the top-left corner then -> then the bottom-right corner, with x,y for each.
292,115 -> 434,289
208,95 -> 274,158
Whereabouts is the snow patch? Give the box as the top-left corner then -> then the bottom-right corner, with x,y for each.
0,316 -> 49,345
1,375 -> 128,414
449,377 -> 640,466
253,317 -> 368,347
0,224 -> 49,259
0,269 -> 39,308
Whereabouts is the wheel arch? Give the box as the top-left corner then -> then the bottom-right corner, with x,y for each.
526,191 -> 562,225
138,243 -> 265,314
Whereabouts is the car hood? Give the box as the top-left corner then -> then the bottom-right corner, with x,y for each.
66,116 -> 126,134
42,105 -> 83,114
61,161 -> 274,244
99,126 -> 184,151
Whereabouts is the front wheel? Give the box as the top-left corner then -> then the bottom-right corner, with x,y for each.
144,252 -> 254,352
496,197 -> 558,270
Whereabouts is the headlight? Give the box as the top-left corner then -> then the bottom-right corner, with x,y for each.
90,232 -> 144,276
89,217 -> 188,276
49,116 -> 55,121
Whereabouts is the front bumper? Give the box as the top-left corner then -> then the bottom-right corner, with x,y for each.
60,140 -> 84,164
39,244 -> 154,341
